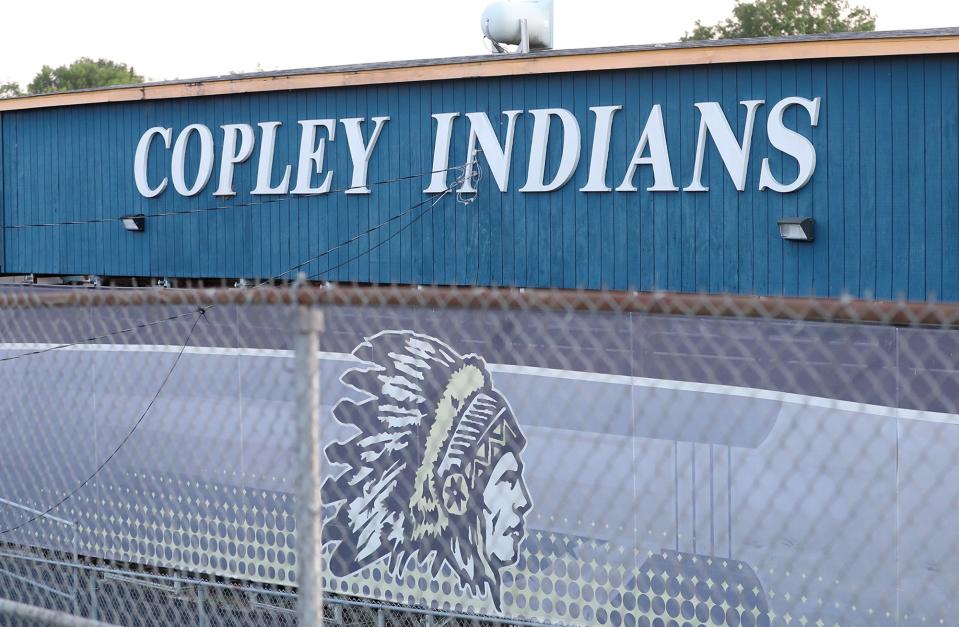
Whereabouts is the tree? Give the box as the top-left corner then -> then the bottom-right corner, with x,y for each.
0,81 -> 22,99
682,0 -> 876,41
25,58 -> 143,95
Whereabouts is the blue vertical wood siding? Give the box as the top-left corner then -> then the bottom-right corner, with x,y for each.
1,54 -> 958,301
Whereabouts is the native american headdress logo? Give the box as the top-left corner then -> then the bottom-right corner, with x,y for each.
322,331 -> 532,609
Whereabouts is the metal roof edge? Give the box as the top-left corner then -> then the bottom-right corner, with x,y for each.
2,27 -> 958,112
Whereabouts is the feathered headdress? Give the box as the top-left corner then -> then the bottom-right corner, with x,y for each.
322,330 -> 526,606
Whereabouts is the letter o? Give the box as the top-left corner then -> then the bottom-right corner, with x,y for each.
171,124 -> 215,196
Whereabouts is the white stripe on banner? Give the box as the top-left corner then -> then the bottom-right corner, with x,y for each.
0,342 -> 956,426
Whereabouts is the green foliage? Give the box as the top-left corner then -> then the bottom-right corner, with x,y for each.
0,81 -> 22,99
682,0 -> 876,41
25,58 -> 144,95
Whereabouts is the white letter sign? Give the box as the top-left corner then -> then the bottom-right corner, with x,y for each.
424,113 -> 460,193
520,108 -> 581,193
617,105 -> 678,192
292,119 -> 336,195
341,116 -> 389,195
253,121 -> 292,195
759,97 -> 821,193
215,124 -> 255,197
685,100 -> 764,192
461,111 -> 522,193
135,96 -> 822,199
581,106 -> 621,193
171,124 -> 215,197
134,127 -> 172,198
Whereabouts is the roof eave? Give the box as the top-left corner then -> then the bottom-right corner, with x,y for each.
2,27 -> 959,113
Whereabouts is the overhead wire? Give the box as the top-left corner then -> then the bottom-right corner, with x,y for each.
0,310 -> 206,535
272,186 -> 458,284
0,310 -> 200,364
309,188 -> 454,281
0,165 -> 468,230
306,162 -> 476,281
0,168 -> 471,533
0,167 -> 470,363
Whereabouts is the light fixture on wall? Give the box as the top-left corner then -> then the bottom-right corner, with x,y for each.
777,217 -> 814,242
121,214 -> 146,232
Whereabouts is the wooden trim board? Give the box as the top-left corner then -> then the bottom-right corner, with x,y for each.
2,33 -> 959,112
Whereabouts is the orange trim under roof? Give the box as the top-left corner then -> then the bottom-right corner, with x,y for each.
2,30 -> 959,112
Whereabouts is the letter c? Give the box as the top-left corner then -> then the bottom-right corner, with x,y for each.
134,127 -> 173,198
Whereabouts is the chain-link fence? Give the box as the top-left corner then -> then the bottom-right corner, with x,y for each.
1,284 -> 959,626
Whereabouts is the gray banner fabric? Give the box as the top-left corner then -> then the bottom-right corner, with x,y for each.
0,303 -> 954,625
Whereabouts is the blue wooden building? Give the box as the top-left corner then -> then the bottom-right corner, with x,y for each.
2,28 -> 959,301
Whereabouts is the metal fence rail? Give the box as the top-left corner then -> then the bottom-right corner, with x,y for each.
0,597 -> 109,627
2,284 -> 959,325
0,284 -> 958,626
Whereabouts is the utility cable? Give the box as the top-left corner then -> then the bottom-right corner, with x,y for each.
0,172 -> 468,363
0,172 -> 468,533
0,309 -> 205,535
0,310 -> 200,364
1,165 -> 467,230
276,163 -> 471,282
308,188 -> 454,281
269,186 -> 458,284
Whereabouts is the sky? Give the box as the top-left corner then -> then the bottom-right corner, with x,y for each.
2,0 -> 959,87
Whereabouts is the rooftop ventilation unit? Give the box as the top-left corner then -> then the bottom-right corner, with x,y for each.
482,0 -> 554,54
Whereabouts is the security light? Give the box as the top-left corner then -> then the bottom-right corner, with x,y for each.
777,217 -> 814,242
121,214 -> 146,232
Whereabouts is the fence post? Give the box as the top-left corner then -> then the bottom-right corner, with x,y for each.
87,573 -> 97,621
197,586 -> 208,627
295,302 -> 325,627
72,526 -> 79,617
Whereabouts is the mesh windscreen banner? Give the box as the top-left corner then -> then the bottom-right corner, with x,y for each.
0,298 -> 955,626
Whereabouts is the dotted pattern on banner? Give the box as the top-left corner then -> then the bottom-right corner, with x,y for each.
16,470 -> 893,627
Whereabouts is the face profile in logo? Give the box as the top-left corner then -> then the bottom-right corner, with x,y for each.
322,331 -> 532,609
